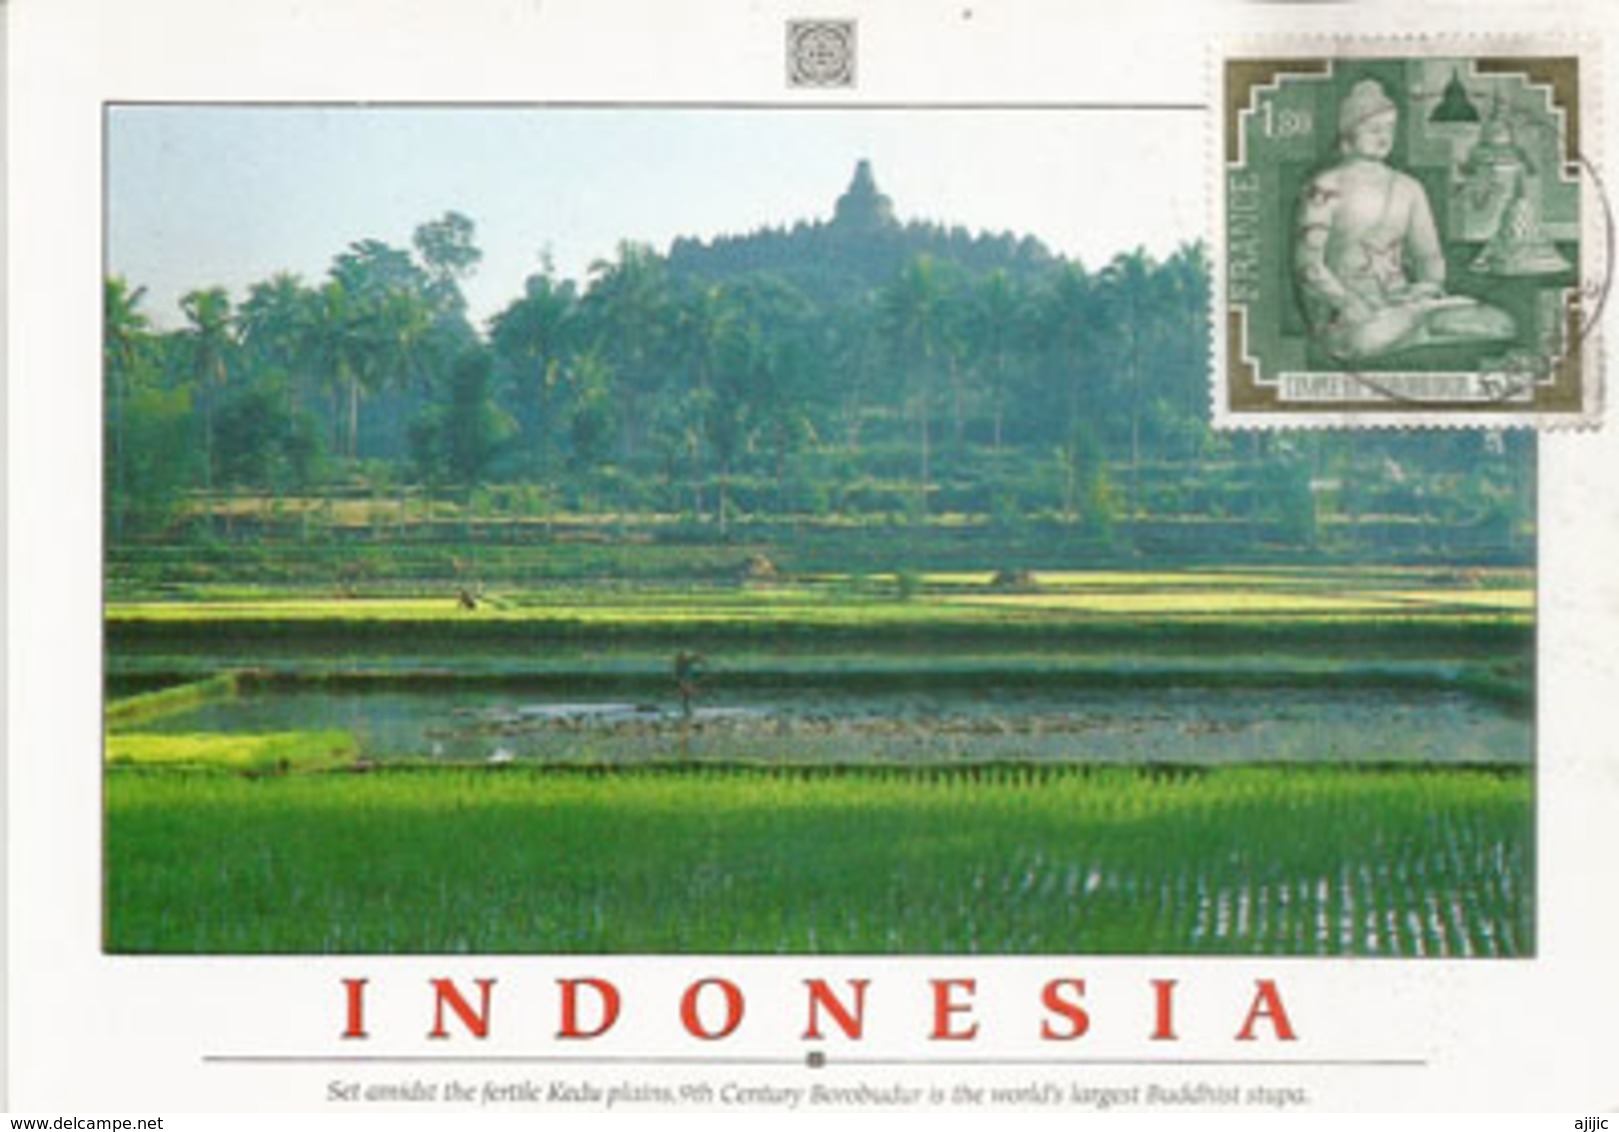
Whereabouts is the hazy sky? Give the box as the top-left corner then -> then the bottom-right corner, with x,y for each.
107,104 -> 1205,329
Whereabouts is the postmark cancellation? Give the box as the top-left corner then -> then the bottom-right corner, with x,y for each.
1214,43 -> 1605,429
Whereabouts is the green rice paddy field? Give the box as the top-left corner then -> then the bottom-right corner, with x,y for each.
104,762 -> 1531,955
102,567 -> 1536,957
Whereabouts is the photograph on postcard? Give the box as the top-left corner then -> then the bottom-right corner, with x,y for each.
101,101 -> 1535,959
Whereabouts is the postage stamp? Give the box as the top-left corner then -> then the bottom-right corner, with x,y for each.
1213,44 -> 1606,429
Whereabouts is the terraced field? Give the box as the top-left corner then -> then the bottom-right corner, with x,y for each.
102,567 -> 1535,956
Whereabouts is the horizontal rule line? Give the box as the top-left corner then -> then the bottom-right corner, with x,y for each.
106,99 -> 1210,113
207,1055 -> 803,1066
205,1054 -> 1427,1069
830,1058 -> 1427,1068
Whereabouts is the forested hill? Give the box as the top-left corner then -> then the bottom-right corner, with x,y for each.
668,159 -> 1061,304
104,159 -> 1535,567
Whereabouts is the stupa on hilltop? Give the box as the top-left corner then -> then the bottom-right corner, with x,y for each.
831,159 -> 897,232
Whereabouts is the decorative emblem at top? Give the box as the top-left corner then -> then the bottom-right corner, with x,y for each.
787,20 -> 857,89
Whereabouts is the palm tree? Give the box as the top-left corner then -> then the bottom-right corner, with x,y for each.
308,279 -> 366,461
671,284 -> 737,523
753,333 -> 821,515
105,276 -> 151,377
238,272 -> 317,412
179,286 -> 235,489
938,287 -> 973,448
1039,264 -> 1097,521
324,241 -> 448,464
583,242 -> 673,468
560,348 -> 617,503
697,316 -> 766,536
880,256 -> 944,519
104,276 -> 152,540
365,287 -> 438,463
824,299 -> 880,459
299,272 -> 432,466
489,270 -> 577,476
1100,247 -> 1158,544
330,239 -> 427,300
1159,243 -> 1212,460
970,269 -> 1020,452
368,288 -> 434,391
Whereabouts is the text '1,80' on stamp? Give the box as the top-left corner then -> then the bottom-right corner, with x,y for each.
1213,42 -> 1606,429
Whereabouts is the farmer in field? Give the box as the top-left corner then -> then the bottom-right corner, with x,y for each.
1294,78 -> 1515,360
673,649 -> 706,719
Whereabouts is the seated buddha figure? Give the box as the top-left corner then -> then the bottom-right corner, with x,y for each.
1293,78 -> 1515,361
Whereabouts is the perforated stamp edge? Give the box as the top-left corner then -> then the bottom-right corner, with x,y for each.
1209,33 -> 1607,432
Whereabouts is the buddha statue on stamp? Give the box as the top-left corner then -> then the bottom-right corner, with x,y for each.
1293,78 -> 1515,361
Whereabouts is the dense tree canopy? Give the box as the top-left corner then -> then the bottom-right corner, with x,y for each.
104,165 -> 1534,562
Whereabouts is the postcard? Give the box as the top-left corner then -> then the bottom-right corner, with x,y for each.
6,0 -> 1618,1115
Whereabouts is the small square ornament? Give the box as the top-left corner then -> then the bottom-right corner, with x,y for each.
787,20 -> 857,88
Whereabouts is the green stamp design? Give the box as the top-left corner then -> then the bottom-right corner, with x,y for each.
1217,53 -> 1602,427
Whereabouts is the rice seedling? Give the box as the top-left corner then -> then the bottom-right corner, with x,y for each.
103,763 -> 1531,957
105,730 -> 357,773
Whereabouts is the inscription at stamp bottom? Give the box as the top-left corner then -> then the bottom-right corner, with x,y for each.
1217,53 -> 1600,428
